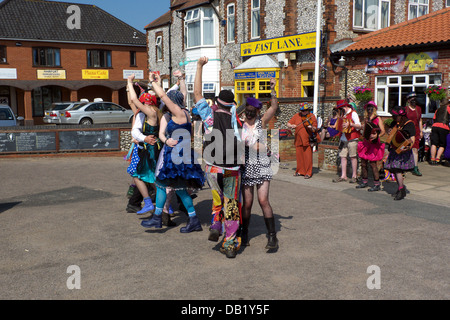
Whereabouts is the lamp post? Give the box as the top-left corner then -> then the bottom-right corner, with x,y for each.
339,56 -> 348,101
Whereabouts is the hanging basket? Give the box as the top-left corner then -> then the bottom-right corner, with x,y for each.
424,85 -> 446,101
353,86 -> 373,102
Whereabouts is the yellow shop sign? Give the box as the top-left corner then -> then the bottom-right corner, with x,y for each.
241,32 -> 317,57
82,69 -> 109,79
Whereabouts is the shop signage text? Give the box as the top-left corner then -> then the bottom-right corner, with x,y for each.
366,51 -> 438,74
0,68 -> 17,79
82,69 -> 109,79
241,32 -> 316,57
37,69 -> 66,79
123,70 -> 144,79
235,71 -> 277,80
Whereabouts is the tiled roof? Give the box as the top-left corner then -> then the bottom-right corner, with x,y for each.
0,0 -> 146,46
144,10 -> 171,30
340,7 -> 450,53
171,0 -> 212,11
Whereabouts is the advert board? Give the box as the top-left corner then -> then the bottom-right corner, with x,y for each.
0,131 -> 56,152
59,130 -> 119,151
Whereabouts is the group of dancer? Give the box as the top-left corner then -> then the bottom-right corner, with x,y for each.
124,56 -> 280,259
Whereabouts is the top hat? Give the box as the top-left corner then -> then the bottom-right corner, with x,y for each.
336,99 -> 351,109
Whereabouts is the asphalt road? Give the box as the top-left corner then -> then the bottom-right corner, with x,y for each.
0,156 -> 448,302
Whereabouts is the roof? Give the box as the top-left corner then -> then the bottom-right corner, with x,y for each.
235,55 -> 279,70
171,0 -> 212,12
144,10 -> 171,30
340,7 -> 450,54
0,0 -> 146,46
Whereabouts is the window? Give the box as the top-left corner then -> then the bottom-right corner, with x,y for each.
87,50 -> 112,68
354,0 -> 390,31
251,0 -> 260,39
156,36 -> 162,61
447,0 -> 450,7
185,8 -> 215,48
32,86 -> 61,117
0,45 -> 6,64
203,83 -> 215,92
130,51 -> 137,66
227,4 -> 235,43
32,48 -> 61,67
408,0 -> 429,19
375,74 -> 441,116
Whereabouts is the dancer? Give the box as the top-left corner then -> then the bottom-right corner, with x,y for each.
240,79 -> 279,250
405,92 -> 423,176
332,99 -> 361,183
384,106 -> 416,200
194,56 -> 244,259
287,103 -> 320,178
126,79 -> 162,215
136,72 -> 205,232
429,99 -> 450,165
356,101 -> 385,191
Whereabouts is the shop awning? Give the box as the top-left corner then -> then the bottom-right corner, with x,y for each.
235,55 -> 280,70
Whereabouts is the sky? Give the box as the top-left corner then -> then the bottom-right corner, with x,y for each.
47,0 -> 171,32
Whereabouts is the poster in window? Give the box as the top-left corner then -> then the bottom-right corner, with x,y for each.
366,51 -> 438,74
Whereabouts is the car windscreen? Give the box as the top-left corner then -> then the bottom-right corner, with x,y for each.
0,108 -> 14,120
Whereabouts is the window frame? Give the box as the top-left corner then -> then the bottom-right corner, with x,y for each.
251,0 -> 261,39
86,49 -> 112,68
0,45 -> 6,64
353,0 -> 391,31
156,36 -> 163,61
32,47 -> 61,67
408,0 -> 429,20
184,7 -> 215,49
227,3 -> 236,43
375,73 -> 442,117
130,51 -> 137,67
446,0 -> 450,7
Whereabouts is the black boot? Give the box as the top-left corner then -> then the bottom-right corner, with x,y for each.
240,215 -> 251,246
394,187 -> 406,201
264,217 -> 278,250
162,211 -> 176,227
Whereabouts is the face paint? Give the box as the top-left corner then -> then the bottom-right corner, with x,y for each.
245,108 -> 257,120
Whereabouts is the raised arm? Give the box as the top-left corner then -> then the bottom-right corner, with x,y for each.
149,72 -> 186,123
194,57 -> 208,103
127,75 -> 155,118
261,78 -> 278,128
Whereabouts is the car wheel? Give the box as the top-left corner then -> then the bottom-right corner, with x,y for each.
80,118 -> 93,125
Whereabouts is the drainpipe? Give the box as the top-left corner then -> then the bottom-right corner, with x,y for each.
168,21 -> 173,85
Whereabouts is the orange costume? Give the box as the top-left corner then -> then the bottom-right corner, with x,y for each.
288,111 -> 320,177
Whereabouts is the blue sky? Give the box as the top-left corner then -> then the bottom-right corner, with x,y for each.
48,0 -> 171,32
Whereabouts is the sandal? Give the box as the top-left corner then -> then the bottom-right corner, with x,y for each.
304,175 -> 311,179
332,177 -> 347,183
293,173 -> 301,176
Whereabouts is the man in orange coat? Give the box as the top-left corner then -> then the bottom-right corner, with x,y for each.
287,103 -> 320,179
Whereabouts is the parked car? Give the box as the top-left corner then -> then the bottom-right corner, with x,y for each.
0,104 -> 23,126
43,101 -> 86,124
59,101 -> 134,125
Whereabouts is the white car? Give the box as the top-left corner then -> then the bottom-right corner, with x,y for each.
59,101 -> 134,125
43,102 -> 86,124
0,104 -> 23,126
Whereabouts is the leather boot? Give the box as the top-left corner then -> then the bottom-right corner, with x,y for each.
394,187 -> 407,201
137,197 -> 154,214
141,214 -> 162,228
162,211 -> 176,227
264,217 -> 278,250
412,166 -> 422,176
240,215 -> 251,246
180,215 -> 203,233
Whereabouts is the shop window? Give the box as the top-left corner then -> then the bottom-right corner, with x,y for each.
156,36 -> 163,61
353,0 -> 390,31
247,81 -> 256,91
237,81 -> 245,91
375,74 -> 441,116
185,7 -> 215,48
227,4 -> 236,43
87,50 -> 111,68
32,86 -> 62,117
251,0 -> 261,39
258,80 -> 271,91
0,45 -> 6,64
33,47 -> 61,67
408,0 -> 428,20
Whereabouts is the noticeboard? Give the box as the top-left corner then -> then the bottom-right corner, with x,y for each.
59,130 -> 119,151
0,131 -> 56,152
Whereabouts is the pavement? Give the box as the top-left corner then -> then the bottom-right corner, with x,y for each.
0,154 -> 449,303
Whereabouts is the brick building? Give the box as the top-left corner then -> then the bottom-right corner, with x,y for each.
0,0 -> 148,125
145,0 -> 450,127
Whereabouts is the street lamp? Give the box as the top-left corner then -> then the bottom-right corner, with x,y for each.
339,56 -> 348,100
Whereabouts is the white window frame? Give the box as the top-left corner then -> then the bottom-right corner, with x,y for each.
227,4 -> 235,43
251,0 -> 260,39
203,83 -> 215,92
156,36 -> 162,61
353,0 -> 390,31
447,0 -> 450,7
408,0 -> 429,20
184,7 -> 215,49
375,73 -> 442,117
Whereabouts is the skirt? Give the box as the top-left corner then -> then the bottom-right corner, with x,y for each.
357,140 -> 385,162
384,149 -> 415,172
